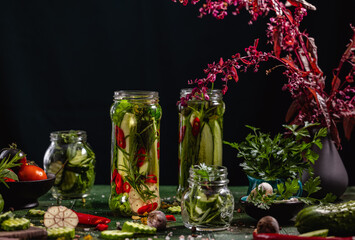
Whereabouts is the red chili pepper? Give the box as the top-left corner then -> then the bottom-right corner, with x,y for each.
123,182 -> 131,193
137,148 -> 147,167
145,175 -> 157,184
4,177 -> 16,182
73,211 -> 111,226
95,224 -> 109,231
137,202 -> 158,215
253,232 -> 354,240
165,215 -> 176,221
191,117 -> 200,137
157,141 -> 160,160
115,172 -> 123,194
115,126 -> 126,149
179,125 -> 186,143
111,169 -> 118,183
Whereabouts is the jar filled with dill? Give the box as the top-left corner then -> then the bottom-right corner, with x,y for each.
109,90 -> 161,216
43,130 -> 96,199
181,164 -> 234,231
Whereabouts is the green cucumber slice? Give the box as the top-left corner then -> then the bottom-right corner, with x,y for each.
122,221 -> 156,234
101,230 -> 134,239
47,227 -> 75,239
198,123 -> 213,165
210,120 -> 223,165
299,229 -> 329,237
27,209 -> 46,217
167,206 -> 181,214
0,211 -> 13,224
1,218 -> 30,231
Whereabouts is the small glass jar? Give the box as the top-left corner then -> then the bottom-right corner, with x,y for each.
109,90 -> 162,216
43,130 -> 96,199
181,165 -> 234,231
177,89 -> 225,201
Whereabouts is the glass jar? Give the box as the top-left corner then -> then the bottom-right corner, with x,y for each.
177,89 -> 225,201
109,90 -> 162,216
181,165 -> 234,231
43,130 -> 96,199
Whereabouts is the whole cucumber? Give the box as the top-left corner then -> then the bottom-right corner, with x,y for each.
295,200 -> 355,236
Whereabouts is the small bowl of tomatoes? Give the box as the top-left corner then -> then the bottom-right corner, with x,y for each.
0,145 -> 56,210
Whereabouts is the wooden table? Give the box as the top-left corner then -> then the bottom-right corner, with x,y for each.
11,185 -> 355,240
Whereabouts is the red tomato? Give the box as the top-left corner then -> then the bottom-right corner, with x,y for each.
115,126 -> 126,149
18,165 -> 47,181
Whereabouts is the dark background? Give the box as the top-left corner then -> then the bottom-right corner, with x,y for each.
0,1 -> 354,186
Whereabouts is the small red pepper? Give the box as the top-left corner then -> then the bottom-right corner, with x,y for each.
74,211 -> 111,226
191,117 -> 200,137
96,224 -> 109,231
145,175 -> 157,184
4,177 -> 16,182
137,148 -> 147,167
137,202 -> 158,215
179,125 -> 186,143
157,141 -> 160,160
165,215 -> 176,221
253,232 -> 354,240
111,169 -> 118,183
115,171 -> 123,194
115,126 -> 126,149
123,182 -> 131,193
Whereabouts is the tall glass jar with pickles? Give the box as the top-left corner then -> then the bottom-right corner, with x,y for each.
109,91 -> 161,216
177,89 -> 225,201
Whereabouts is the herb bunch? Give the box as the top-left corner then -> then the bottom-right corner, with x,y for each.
174,0 -> 355,148
224,123 -> 327,180
0,153 -> 22,187
248,177 -> 337,210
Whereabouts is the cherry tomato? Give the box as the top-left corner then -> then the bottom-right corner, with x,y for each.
115,126 -> 126,149
18,165 -> 47,181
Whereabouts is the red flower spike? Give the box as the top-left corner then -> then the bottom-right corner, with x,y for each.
191,117 -> 200,137
115,126 -> 126,149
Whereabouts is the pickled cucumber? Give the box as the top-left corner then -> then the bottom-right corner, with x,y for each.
198,123 -> 213,165
47,227 -> 75,239
48,160 -> 64,185
101,230 -> 134,239
1,218 -> 30,231
122,221 -> 156,234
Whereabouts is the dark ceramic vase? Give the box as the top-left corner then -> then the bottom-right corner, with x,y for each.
302,135 -> 348,198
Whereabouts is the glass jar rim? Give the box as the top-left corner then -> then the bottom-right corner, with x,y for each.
114,90 -> 159,100
180,88 -> 223,100
188,165 -> 229,186
50,130 -> 87,142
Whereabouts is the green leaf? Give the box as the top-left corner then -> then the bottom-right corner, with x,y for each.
303,176 -> 321,197
1,169 -> 18,181
320,193 -> 337,204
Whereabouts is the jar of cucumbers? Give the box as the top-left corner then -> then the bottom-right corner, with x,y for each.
43,130 -> 96,199
181,164 -> 234,231
177,89 -> 225,201
109,91 -> 161,216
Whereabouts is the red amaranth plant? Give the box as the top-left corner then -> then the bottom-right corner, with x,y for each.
174,0 -> 355,148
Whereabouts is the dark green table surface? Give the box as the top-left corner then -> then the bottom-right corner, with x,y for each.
13,185 -> 355,240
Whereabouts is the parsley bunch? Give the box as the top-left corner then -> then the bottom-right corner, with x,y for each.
224,122 -> 327,181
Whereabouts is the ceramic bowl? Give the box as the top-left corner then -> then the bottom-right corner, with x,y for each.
0,173 -> 55,210
240,196 -> 305,222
